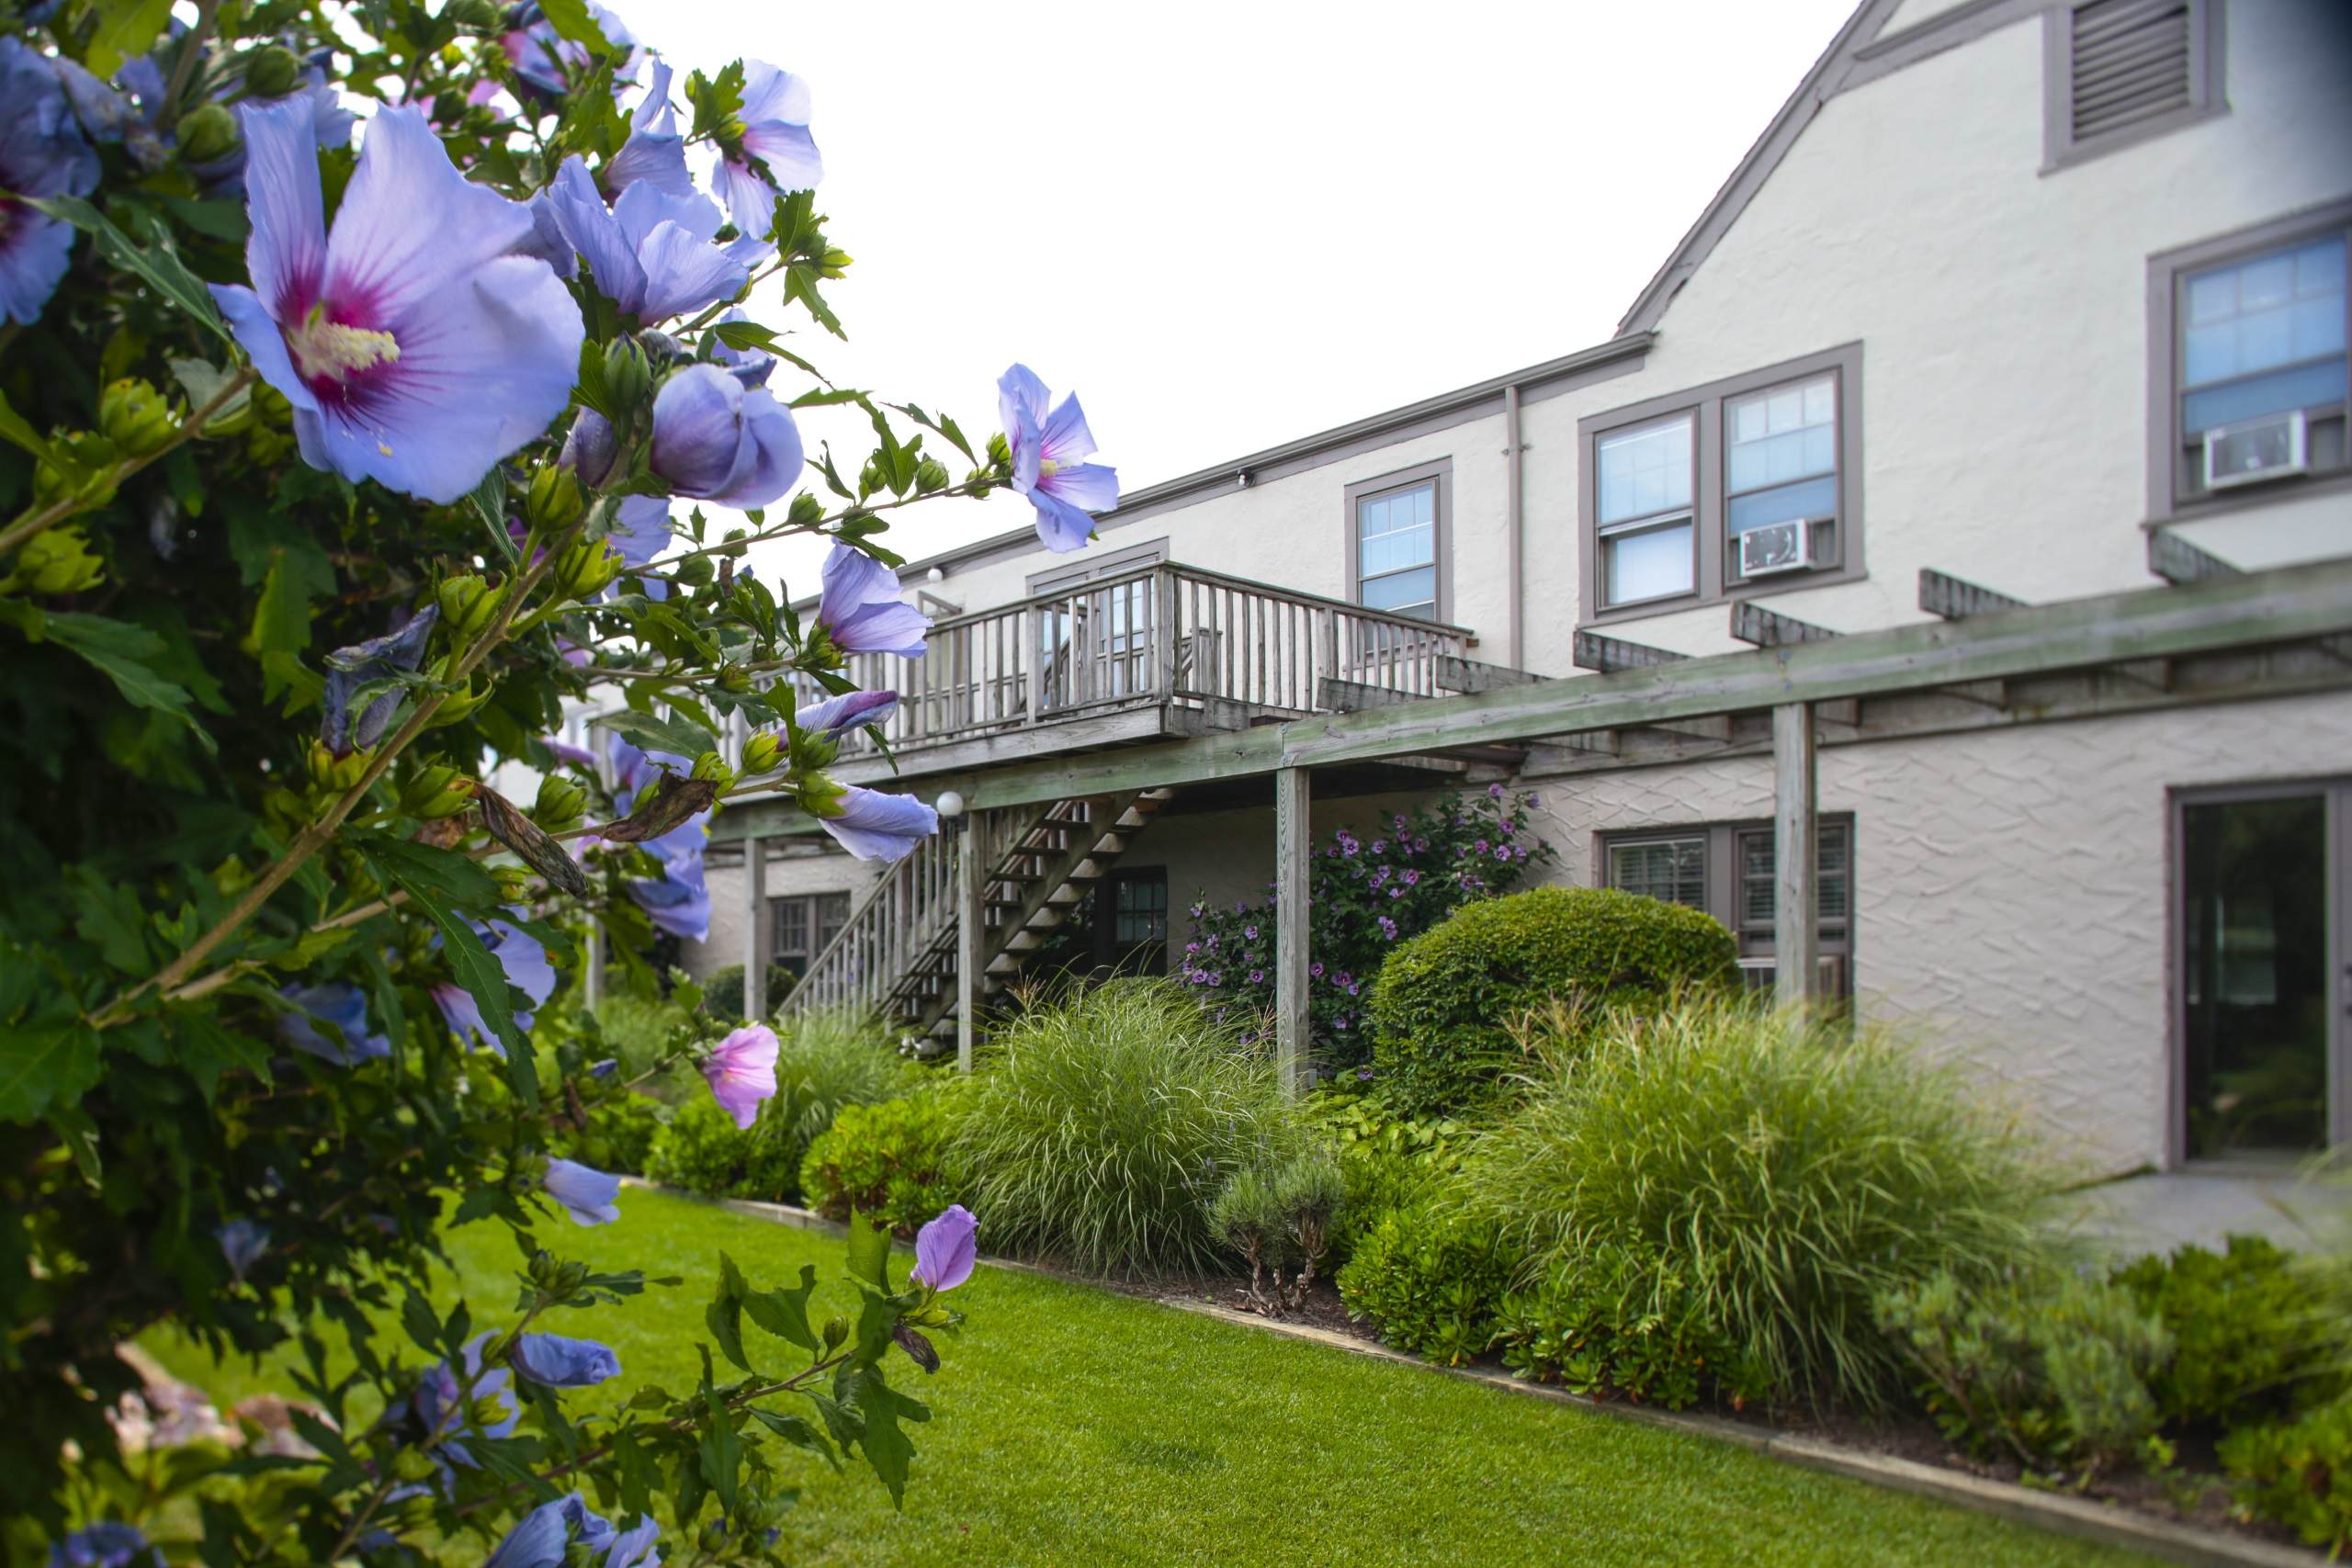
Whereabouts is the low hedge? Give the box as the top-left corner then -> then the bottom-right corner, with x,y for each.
1366,886 -> 1739,1114
799,1089 -> 969,1235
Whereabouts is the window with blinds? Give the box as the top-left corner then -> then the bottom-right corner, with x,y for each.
2047,0 -> 2222,167
1600,817 -> 1855,996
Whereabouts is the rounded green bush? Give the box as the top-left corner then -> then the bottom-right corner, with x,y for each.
1366,886 -> 1739,1114
644,1095 -> 802,1200
1332,1195 -> 1514,1366
800,1088 -> 971,1234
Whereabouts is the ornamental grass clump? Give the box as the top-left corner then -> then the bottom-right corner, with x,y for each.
1464,998 -> 2061,1410
953,979 -> 1291,1277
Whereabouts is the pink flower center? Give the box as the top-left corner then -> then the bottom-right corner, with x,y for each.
285,301 -> 401,390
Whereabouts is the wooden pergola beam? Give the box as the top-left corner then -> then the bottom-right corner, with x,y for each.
1572,628 -> 1687,672
712,561 -> 2352,833
1731,600 -> 1838,648
2148,531 -> 2242,585
1918,568 -> 2027,619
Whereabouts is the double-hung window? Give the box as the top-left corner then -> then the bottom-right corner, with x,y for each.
1344,460 -> 1450,624
1600,817 -> 1855,995
769,891 -> 851,979
2151,205 -> 2352,516
1578,344 -> 1862,625
1595,415 -> 1696,607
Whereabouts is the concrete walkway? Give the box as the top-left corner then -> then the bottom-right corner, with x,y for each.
2069,1168 -> 2349,1256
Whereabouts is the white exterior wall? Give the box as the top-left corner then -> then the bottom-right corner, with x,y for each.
903,1 -> 2350,671
689,846 -> 882,981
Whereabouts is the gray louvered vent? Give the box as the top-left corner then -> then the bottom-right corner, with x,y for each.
2070,0 -> 2194,143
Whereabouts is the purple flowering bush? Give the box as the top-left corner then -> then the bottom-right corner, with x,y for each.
1177,787 -> 1555,1072
0,0 -> 1102,1554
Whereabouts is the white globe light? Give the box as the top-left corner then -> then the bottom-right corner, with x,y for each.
935,790 -> 966,818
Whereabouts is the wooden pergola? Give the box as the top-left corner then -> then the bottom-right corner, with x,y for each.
713,555 -> 2352,1091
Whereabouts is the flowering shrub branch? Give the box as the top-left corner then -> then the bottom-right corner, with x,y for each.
1180,786 -> 1555,1072
0,0 -> 1103,1557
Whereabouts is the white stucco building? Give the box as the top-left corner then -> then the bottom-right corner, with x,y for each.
678,0 -> 2352,1179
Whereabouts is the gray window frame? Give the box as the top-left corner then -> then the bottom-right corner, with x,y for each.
1598,817 -> 1856,997
2144,198 -> 2352,525
2042,0 -> 2227,174
1577,344 -> 1865,627
1343,457 -> 1452,623
768,891 -> 851,970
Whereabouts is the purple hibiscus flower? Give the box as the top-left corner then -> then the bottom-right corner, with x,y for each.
796,688 -> 899,739
1377,916 -> 1397,940
44,1522 -> 161,1568
542,1157 -> 621,1226
649,363 -> 802,508
712,305 -> 775,386
708,60 -> 823,243
496,1 -> 636,97
509,1332 -> 621,1388
814,541 -> 929,659
210,100 -> 582,502
217,1219 -> 270,1283
546,152 -> 746,322
0,39 -> 99,325
431,917 -> 557,1053
276,981 -> 391,1065
604,53 -> 694,199
998,363 -> 1117,553
627,814 -> 710,940
413,1332 -> 519,1465
817,785 -> 938,862
605,493 -> 673,574
1248,969 -> 1264,985
911,1204 -> 977,1292
319,605 -> 438,756
704,1024 -> 778,1129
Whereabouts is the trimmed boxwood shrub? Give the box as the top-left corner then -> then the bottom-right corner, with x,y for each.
1366,886 -> 1739,1114
1333,1196 -> 1515,1367
800,1089 -> 970,1235
644,1095 -> 804,1201
2112,1234 -> 2339,1428
701,962 -> 797,1023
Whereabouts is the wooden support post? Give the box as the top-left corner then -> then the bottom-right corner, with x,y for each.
742,836 -> 768,1020
1153,569 -> 1180,700
1772,703 -> 1818,1010
1274,766 -> 1310,1098
956,813 -> 984,1073
1025,605 -> 1045,725
1316,608 -> 1340,686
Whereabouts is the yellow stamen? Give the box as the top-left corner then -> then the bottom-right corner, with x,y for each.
286,302 -> 401,384
1036,457 -> 1059,479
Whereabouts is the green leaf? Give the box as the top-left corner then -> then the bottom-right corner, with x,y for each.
697,1390 -> 743,1513
0,1019 -> 101,1122
710,319 -> 781,353
845,1210 -> 892,1292
25,197 -> 232,345
599,710 -> 717,765
536,0 -> 616,54
706,1251 -> 751,1372
167,357 -> 253,434
838,1365 -> 928,1508
86,0 -> 175,74
0,389 -> 55,462
67,866 -> 149,972
37,611 -> 212,750
165,1009 -> 273,1101
356,836 -> 504,912
741,1263 -> 820,1352
469,467 -> 517,566
385,874 -> 537,1108
748,1406 -> 841,1470
47,1103 -> 102,1185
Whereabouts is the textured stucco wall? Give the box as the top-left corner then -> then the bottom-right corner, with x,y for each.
687,846 -> 880,981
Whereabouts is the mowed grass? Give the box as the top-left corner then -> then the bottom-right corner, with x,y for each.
147,1187 -> 2162,1568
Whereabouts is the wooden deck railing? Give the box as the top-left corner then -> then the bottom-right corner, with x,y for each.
773,562 -> 1472,756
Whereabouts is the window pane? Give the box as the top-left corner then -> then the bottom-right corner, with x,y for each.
1604,522 -> 1693,604
1359,565 -> 1435,614
1357,483 -> 1436,610
2182,238 -> 2347,391
1728,473 -> 1838,535
1608,838 -> 1704,908
1114,873 -> 1168,943
771,898 -> 809,960
1727,375 -> 1837,496
1736,823 -> 1849,933
1597,415 -> 1692,525
816,894 -> 850,953
2183,358 -> 2349,434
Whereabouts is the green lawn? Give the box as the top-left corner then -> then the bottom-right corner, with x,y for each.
149,1187 -> 2162,1567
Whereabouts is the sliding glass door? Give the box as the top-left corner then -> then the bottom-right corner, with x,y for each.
2177,781 -> 2348,1162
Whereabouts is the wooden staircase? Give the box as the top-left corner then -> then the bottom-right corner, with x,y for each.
780,790 -> 1175,1046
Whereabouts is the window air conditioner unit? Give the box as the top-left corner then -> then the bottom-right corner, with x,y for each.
1737,517 -> 1815,577
2203,410 -> 2308,491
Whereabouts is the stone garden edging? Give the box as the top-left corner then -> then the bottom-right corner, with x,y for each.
638,1184 -> 2324,1568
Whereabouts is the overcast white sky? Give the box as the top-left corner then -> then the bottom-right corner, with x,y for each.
639,0 -> 1860,592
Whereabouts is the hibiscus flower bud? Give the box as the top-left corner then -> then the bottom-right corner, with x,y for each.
6,526 -> 105,595
436,574 -> 503,640
307,738 -> 370,791
32,433 -> 119,511
400,764 -> 476,819
98,378 -> 179,457
243,44 -> 302,97
913,455 -> 950,495
525,462 -> 585,532
446,0 -> 500,28
177,102 -> 241,167
689,750 -> 731,785
671,552 -> 716,588
534,773 -> 587,830
821,1314 -> 850,1352
741,729 -> 783,775
550,536 -> 617,601
716,663 -> 752,693
603,337 -> 652,421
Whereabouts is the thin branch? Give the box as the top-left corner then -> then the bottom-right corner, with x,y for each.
163,0 -> 222,118
0,367 -> 257,562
